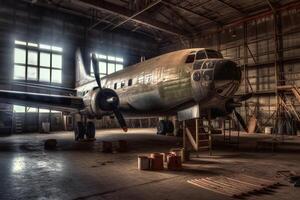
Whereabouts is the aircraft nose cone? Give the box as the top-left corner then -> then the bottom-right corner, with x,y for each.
214,60 -> 241,97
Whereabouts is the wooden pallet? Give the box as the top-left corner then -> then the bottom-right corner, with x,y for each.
187,175 -> 280,198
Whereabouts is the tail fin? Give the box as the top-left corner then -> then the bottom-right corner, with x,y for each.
75,48 -> 94,87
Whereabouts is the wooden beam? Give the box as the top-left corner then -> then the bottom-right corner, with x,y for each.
214,0 -> 244,15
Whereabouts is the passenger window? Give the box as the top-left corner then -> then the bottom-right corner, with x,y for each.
114,83 -> 117,89
185,54 -> 195,63
128,79 -> 132,86
121,81 -> 125,88
196,51 -> 207,60
145,74 -> 152,84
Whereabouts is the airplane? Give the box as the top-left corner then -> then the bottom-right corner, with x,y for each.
0,48 -> 251,140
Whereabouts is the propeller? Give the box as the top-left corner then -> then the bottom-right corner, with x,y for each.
91,53 -> 128,132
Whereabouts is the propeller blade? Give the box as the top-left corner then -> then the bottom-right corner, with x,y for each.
113,109 -> 128,132
91,53 -> 101,89
234,109 -> 248,133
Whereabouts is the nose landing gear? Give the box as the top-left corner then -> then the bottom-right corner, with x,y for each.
157,120 -> 174,135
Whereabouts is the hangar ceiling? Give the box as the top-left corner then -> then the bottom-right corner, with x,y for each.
21,0 -> 299,41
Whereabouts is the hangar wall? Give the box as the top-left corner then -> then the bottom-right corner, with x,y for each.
0,0 -> 159,134
160,8 -> 300,132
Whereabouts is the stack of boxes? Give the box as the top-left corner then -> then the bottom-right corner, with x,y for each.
138,150 -> 182,171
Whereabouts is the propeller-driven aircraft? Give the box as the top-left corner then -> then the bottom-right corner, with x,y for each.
0,48 -> 251,140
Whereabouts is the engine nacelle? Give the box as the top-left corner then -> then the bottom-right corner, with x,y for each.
82,88 -> 119,117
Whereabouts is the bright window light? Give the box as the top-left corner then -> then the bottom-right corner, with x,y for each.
27,51 -> 38,65
51,69 -> 62,83
52,54 -> 62,69
107,63 -> 115,74
27,107 -> 38,113
14,65 -> 26,80
15,40 -> 26,45
116,64 -> 123,71
39,108 -> 50,113
52,46 -> 63,52
13,105 -> 25,113
107,56 -> 115,61
116,57 -> 123,62
27,67 -> 38,81
40,68 -> 50,82
14,48 -> 26,64
39,44 -> 51,50
28,42 -> 38,47
40,52 -> 51,67
98,54 -> 107,59
99,62 -> 107,74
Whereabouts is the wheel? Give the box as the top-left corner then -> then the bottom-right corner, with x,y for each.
157,120 -> 167,135
86,121 -> 96,139
74,122 -> 85,141
165,120 -> 174,134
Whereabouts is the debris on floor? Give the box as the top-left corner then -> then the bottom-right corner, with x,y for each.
276,170 -> 300,187
187,174 -> 280,198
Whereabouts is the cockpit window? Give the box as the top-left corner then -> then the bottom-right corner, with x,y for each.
206,50 -> 223,58
193,61 -> 204,70
185,54 -> 195,63
196,51 -> 207,60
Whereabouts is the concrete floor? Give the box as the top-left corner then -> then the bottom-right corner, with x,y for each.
0,128 -> 300,200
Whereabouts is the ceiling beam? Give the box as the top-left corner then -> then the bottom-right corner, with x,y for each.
214,0 -> 244,15
73,0 -> 185,36
111,0 -> 162,30
160,0 -> 223,26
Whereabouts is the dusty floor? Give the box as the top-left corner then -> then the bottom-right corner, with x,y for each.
0,128 -> 300,200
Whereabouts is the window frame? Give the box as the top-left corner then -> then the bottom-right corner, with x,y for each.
13,40 -> 63,85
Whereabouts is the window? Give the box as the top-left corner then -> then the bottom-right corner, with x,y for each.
121,81 -> 125,88
90,53 -> 124,78
13,40 -> 63,84
13,105 -> 60,114
185,54 -> 195,63
128,79 -> 132,86
206,50 -> 223,58
145,74 -> 152,84
196,51 -> 207,60
114,83 -> 117,89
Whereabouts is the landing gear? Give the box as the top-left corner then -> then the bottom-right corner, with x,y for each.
74,121 -> 96,141
86,121 -> 96,139
157,120 -> 174,135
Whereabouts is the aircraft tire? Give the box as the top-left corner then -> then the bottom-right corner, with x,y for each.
75,122 -> 85,141
157,120 -> 167,135
86,121 -> 96,139
165,120 -> 174,134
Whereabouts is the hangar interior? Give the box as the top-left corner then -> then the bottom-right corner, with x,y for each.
1,1 -> 300,200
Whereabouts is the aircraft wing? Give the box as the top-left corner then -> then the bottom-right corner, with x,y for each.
0,90 -> 84,113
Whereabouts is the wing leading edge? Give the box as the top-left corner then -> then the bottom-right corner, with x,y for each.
0,90 -> 84,113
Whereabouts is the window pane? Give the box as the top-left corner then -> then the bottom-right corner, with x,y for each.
116,57 -> 123,62
100,74 -> 106,78
98,54 -> 106,59
51,69 -> 62,83
13,105 -> 25,113
107,56 -> 115,61
51,110 -> 61,113
14,48 -> 26,64
27,51 -> 38,65
40,68 -> 50,82
52,46 -> 63,52
15,40 -> 26,45
116,64 -> 123,71
107,63 -> 115,74
40,53 -> 50,67
39,108 -> 50,113
27,107 -> 38,113
27,67 -> 38,81
39,44 -> 51,50
28,43 -> 38,47
52,54 -> 62,69
14,65 -> 25,80
99,62 -> 107,74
